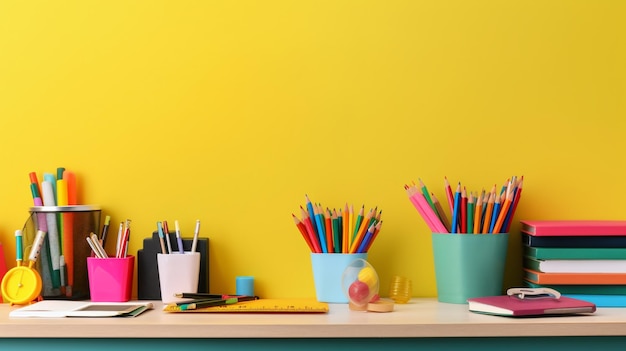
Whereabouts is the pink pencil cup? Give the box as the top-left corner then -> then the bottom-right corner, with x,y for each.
87,256 -> 135,302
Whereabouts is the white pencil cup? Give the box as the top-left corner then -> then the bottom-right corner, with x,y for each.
157,252 -> 201,304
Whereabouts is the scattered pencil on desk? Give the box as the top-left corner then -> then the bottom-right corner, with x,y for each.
168,295 -> 259,311
292,195 -> 383,253
405,176 -> 523,234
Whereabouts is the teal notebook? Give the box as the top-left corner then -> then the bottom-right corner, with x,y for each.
524,245 -> 626,260
524,256 -> 626,273
563,294 -> 626,308
524,281 -> 626,295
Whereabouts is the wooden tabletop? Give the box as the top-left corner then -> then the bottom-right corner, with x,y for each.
2,298 -> 626,339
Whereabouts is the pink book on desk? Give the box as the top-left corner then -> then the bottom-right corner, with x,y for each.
520,220 -> 626,236
467,295 -> 596,317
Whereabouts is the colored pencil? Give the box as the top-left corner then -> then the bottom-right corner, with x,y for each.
492,180 -> 514,234
342,203 -> 350,253
350,207 -> 373,253
313,204 -> 327,253
460,186 -> 468,233
406,184 -> 447,233
419,178 -> 437,215
293,214 -> 315,252
488,191 -> 502,233
467,192 -> 475,234
444,176 -> 455,214
503,176 -> 524,232
324,206 -> 333,253
431,193 -> 451,232
351,205 -> 364,245
300,207 -> 321,253
481,187 -> 496,234
332,208 -> 341,253
473,189 -> 484,234
356,223 -> 377,253
364,221 -> 383,252
293,197 -> 382,253
451,182 -> 461,234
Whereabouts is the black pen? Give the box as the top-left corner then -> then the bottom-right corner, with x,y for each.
100,215 -> 111,247
175,295 -> 258,306
178,296 -> 259,310
175,292 -> 259,300
179,297 -> 238,311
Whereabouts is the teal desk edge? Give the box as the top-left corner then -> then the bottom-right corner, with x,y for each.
3,298 -> 626,350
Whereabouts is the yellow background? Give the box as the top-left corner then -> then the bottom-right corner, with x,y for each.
0,0 -> 624,299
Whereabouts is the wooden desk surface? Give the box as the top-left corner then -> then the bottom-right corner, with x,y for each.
2,298 -> 626,339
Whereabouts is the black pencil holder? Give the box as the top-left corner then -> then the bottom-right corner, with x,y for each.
24,205 -> 101,300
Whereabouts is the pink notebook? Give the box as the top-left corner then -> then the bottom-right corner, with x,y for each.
467,294 -> 596,317
520,220 -> 626,236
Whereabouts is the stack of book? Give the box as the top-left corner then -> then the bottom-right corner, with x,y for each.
521,220 -> 626,307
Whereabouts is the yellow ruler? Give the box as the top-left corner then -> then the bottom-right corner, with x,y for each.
163,298 -> 329,313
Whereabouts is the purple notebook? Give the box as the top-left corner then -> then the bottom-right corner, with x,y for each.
467,294 -> 596,317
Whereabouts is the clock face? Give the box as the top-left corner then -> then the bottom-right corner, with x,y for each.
1,266 -> 42,305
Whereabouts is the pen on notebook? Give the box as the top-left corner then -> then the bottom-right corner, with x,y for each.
174,220 -> 185,254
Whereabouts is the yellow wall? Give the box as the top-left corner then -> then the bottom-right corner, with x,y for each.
1,0 -> 625,299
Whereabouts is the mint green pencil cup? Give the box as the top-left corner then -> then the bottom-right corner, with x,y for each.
432,233 -> 508,304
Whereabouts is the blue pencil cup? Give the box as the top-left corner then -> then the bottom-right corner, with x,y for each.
311,253 -> 367,303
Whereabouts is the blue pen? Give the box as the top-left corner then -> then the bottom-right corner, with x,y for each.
174,220 -> 185,254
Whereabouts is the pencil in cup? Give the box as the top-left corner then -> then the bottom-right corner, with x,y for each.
293,196 -> 383,253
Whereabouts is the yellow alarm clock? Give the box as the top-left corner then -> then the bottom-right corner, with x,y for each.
1,229 -> 46,305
